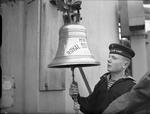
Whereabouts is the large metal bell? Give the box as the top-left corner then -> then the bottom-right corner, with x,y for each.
48,24 -> 100,68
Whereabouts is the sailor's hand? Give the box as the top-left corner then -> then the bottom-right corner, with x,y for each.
69,82 -> 79,101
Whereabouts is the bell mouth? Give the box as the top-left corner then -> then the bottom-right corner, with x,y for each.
48,55 -> 100,68
48,63 -> 100,68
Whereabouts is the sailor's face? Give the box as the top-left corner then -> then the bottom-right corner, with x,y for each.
107,54 -> 124,73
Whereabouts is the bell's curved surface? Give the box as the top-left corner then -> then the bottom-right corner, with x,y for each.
48,24 -> 100,68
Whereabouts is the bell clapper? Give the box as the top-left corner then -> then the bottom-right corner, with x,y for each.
71,67 -> 80,114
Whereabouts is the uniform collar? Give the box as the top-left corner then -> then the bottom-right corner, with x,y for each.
100,72 -> 135,82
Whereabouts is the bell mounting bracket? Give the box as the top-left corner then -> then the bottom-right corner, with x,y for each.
50,0 -> 82,24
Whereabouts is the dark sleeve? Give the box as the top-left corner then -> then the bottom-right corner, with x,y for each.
132,71 -> 150,99
125,71 -> 150,113
78,95 -> 93,114
78,76 -> 107,114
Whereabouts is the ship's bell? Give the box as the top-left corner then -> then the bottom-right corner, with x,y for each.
48,23 -> 100,68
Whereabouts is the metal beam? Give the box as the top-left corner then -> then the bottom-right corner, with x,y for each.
144,7 -> 150,13
145,14 -> 150,20
143,0 -> 150,4
144,7 -> 150,20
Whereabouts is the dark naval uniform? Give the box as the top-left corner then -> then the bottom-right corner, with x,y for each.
75,43 -> 136,114
77,73 -> 136,114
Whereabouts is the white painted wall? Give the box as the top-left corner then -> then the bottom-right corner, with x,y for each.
1,1 -> 25,112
